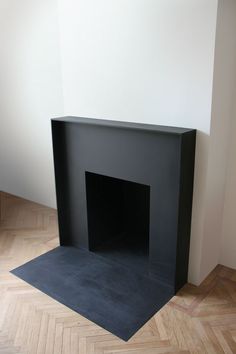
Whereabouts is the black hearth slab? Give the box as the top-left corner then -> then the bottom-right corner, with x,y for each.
11,246 -> 173,341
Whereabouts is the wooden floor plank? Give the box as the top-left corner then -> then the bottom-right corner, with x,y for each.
0,191 -> 236,353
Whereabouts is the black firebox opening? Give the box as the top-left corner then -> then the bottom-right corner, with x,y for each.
85,172 -> 150,273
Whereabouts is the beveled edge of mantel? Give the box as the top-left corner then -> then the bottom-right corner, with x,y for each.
51,116 -> 196,136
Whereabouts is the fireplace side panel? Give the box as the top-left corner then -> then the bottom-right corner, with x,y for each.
51,121 -> 73,246
148,136 -> 182,289
175,131 -> 196,292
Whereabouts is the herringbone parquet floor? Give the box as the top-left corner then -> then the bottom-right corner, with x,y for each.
0,191 -> 236,354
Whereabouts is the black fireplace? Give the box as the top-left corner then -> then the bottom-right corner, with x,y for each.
12,117 -> 196,341
52,117 -> 196,292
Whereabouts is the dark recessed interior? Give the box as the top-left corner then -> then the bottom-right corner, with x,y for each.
85,172 -> 150,273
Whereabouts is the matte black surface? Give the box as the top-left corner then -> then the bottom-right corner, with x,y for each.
11,246 -> 173,341
86,172 -> 150,273
51,116 -> 196,292
52,116 -> 194,135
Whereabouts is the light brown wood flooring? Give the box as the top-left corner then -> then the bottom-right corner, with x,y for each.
0,191 -> 236,354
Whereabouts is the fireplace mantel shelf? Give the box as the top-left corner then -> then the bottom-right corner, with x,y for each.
52,116 -> 194,136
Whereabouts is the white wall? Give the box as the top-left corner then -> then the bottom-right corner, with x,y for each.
199,0 -> 236,281
1,0 -> 235,285
0,0 -> 63,207
219,0 -> 236,268
221,107 -> 236,268
58,0 -> 218,284
58,0 -> 217,133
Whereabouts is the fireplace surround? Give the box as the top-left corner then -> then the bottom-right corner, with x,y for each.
52,117 -> 196,292
11,116 -> 196,340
